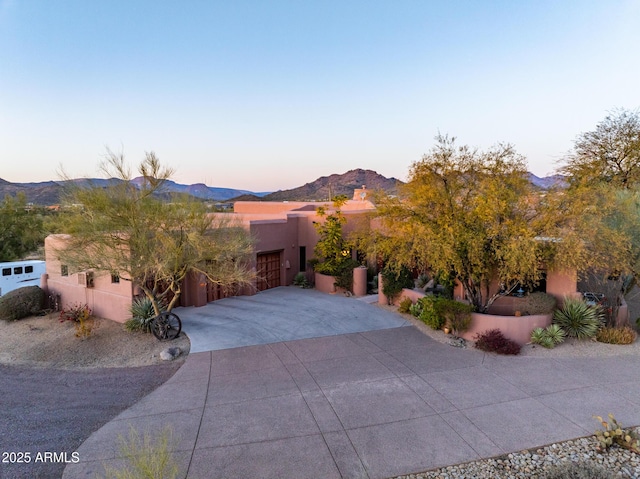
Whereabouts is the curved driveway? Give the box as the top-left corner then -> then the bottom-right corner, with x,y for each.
63,288 -> 640,479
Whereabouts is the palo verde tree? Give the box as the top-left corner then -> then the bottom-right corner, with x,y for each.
54,150 -> 255,315
375,134 -> 551,312
0,192 -> 46,261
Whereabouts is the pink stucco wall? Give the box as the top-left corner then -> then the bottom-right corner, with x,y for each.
44,235 -> 134,322
314,267 -> 368,296
381,282 -> 555,345
461,312 -> 553,345
315,272 -> 337,294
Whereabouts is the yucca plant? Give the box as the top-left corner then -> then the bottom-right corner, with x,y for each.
125,297 -> 164,333
553,297 -> 603,340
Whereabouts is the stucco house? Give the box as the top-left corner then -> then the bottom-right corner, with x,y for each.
42,189 -> 375,322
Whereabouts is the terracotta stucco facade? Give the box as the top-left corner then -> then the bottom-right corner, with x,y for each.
43,197 -> 375,321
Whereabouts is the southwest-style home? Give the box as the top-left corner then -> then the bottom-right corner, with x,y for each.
43,188 -> 375,322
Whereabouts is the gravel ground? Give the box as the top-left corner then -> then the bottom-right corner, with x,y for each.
392,435 -> 640,478
0,313 -> 190,369
0,314 -> 190,479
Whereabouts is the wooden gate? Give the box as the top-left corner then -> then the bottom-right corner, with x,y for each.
256,251 -> 282,291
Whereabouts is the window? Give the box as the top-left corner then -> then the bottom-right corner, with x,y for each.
25,266 -> 33,273
14,267 -> 23,275
111,273 -> 120,284
61,265 -> 68,277
2,268 -> 10,276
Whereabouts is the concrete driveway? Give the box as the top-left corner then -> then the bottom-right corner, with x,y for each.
63,288 -> 640,479
175,286 -> 408,352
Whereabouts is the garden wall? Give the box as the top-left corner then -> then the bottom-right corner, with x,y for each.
461,312 -> 553,346
379,283 -> 553,345
314,267 -> 367,296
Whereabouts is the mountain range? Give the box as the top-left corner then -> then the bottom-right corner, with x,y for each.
0,170 -> 564,205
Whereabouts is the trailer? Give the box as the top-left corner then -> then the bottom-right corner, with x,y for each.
0,260 -> 46,297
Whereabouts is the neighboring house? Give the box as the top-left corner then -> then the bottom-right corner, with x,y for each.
43,191 -> 375,322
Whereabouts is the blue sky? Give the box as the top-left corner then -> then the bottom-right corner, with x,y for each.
1,1 -> 639,191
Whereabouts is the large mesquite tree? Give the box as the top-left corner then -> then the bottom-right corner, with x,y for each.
375,135 -> 552,312
54,150 -> 255,315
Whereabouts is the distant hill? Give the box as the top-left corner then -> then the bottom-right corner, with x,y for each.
0,171 -> 566,205
129,177 -> 269,201
528,173 -> 566,189
263,169 -> 402,201
0,178 -> 270,205
0,180 -> 65,205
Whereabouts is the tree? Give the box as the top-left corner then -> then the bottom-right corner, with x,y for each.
556,109 -> 640,326
374,135 -> 550,312
560,108 -> 640,189
312,195 -> 359,291
0,192 -> 46,261
53,150 -> 255,315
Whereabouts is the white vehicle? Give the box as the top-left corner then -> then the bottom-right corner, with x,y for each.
0,260 -> 46,297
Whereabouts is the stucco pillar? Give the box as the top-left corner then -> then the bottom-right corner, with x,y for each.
378,273 -> 389,305
352,266 -> 367,297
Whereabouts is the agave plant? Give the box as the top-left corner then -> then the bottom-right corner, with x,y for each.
125,296 -> 165,333
545,324 -> 566,345
553,297 -> 603,340
530,324 -> 566,349
531,327 -> 546,345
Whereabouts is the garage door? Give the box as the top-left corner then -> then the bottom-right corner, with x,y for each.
256,251 -> 282,291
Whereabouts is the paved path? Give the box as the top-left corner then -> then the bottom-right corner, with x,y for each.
63,289 -> 640,479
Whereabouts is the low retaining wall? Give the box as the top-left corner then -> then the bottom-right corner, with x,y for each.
461,312 -> 553,345
314,268 -> 367,296
315,272 -> 338,294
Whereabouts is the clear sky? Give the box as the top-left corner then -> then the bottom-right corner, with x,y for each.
1,1 -> 639,192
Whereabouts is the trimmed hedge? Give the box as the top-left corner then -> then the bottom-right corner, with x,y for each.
0,286 -> 46,321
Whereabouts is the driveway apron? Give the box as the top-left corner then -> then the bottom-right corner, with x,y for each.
63,288 -> 640,479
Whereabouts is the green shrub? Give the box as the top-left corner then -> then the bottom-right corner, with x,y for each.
531,324 -> 566,348
521,292 -> 557,315
441,300 -> 474,335
409,300 -> 424,318
553,298 -> 603,339
398,297 -> 413,314
418,295 -> 447,329
540,461 -> 615,479
125,297 -> 162,333
474,329 -> 521,355
596,326 -> 637,345
0,285 -> 45,321
293,272 -> 310,288
381,265 -> 414,304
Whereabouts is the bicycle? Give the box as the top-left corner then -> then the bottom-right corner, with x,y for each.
151,311 -> 182,340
